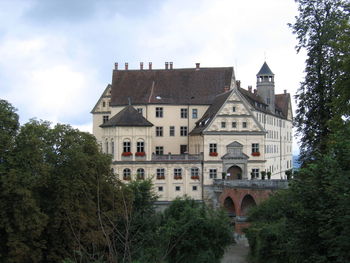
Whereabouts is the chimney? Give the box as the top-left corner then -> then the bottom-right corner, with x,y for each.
254,89 -> 257,94
114,62 -> 118,70
149,62 -> 152,70
195,63 -> 200,70
248,85 -> 252,93
170,62 -> 173,70
140,62 -> 143,70
125,62 -> 128,70
284,89 -> 287,94
165,62 -> 169,70
236,80 -> 241,88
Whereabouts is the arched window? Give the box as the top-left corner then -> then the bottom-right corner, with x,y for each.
174,168 -> 182,179
156,168 -> 165,179
123,168 -> 131,180
137,168 -> 145,179
123,139 -> 131,153
191,167 -> 199,179
105,140 -> 109,154
111,139 -> 115,158
136,139 -> 145,155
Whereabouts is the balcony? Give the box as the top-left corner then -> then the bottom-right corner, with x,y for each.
152,153 -> 202,161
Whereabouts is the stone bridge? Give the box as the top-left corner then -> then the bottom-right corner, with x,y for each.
205,179 -> 289,233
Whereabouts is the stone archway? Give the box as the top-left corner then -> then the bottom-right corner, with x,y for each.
223,197 -> 236,217
227,165 -> 242,180
240,194 -> 256,216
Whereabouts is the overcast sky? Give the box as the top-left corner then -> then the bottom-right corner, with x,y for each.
0,0 -> 305,154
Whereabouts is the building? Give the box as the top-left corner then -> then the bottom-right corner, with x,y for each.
91,61 -> 293,203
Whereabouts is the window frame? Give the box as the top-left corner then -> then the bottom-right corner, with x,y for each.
155,146 -> 164,155
209,169 -> 217,179
180,108 -> 188,118
155,107 -> 163,118
169,126 -> 175,136
156,126 -> 163,137
192,108 -> 198,119
123,140 -> 131,153
180,126 -> 188,136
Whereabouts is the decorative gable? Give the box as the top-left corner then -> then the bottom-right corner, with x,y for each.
206,89 -> 265,133
91,84 -> 112,113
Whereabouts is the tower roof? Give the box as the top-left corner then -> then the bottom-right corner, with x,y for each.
100,105 -> 153,128
257,62 -> 274,76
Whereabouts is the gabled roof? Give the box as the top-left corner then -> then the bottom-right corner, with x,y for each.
189,90 -> 232,135
100,106 -> 153,128
257,62 -> 274,76
110,67 -> 233,106
275,93 -> 291,118
91,84 -> 112,113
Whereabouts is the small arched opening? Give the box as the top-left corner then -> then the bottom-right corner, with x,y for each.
241,194 -> 256,216
223,197 -> 236,218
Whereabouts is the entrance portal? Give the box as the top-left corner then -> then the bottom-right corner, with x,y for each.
227,165 -> 242,180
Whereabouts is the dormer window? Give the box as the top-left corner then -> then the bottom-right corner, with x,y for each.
232,106 -> 236,112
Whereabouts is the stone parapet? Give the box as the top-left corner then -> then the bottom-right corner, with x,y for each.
213,179 -> 289,190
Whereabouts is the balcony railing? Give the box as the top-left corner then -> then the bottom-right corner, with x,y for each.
213,179 -> 289,190
152,153 -> 202,161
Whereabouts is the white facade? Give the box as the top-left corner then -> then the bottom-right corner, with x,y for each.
91,63 -> 293,202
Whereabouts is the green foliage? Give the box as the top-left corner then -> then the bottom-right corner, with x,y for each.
290,0 -> 350,163
159,198 -> 233,263
246,123 -> 350,263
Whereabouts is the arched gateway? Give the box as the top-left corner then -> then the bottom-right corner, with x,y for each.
227,165 -> 242,180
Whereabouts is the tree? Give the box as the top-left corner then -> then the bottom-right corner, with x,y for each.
0,99 -> 19,174
158,198 -> 233,263
290,0 -> 350,163
245,122 -> 350,263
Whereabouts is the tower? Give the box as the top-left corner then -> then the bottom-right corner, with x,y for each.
256,62 -> 275,113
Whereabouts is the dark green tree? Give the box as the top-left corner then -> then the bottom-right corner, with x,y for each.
246,122 -> 350,263
158,198 -> 233,263
290,0 -> 350,163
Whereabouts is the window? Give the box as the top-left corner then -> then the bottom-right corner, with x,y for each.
105,141 -> 108,154
192,186 -> 198,191
123,140 -> 131,153
158,186 -> 163,192
252,168 -> 259,178
232,122 -> 237,128
232,106 -> 236,112
191,167 -> 199,179
221,122 -> 226,128
103,115 -> 109,123
209,143 -> 217,153
242,122 -> 247,128
192,109 -> 198,119
123,168 -> 131,180
209,169 -> 217,179
137,108 -> 143,115
175,186 -> 181,191
137,141 -> 144,152
252,143 -> 259,153
180,108 -> 188,118
137,168 -> 145,179
156,126 -> 163,137
267,98 -> 271,104
180,145 -> 187,154
174,168 -> 182,179
156,107 -> 163,118
155,146 -> 164,155
180,126 -> 188,136
156,168 -> 165,179
169,126 -> 175,136
102,101 -> 106,107
111,140 -> 114,158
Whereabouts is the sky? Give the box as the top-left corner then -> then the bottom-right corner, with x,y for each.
0,0 -> 305,154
